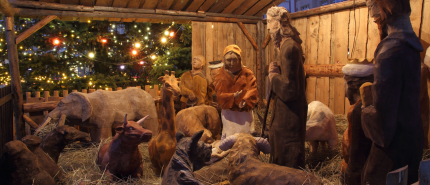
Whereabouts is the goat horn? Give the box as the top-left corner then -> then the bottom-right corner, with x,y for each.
254,137 -> 271,154
136,115 -> 150,125
123,114 -> 128,127
219,135 -> 238,151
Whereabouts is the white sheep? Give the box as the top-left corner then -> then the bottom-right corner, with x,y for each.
306,101 -> 338,154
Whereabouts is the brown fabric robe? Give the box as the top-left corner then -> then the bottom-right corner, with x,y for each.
420,63 -> 430,149
361,32 -> 424,184
213,66 -> 258,112
269,37 -> 307,169
344,100 -> 372,185
180,71 -> 209,106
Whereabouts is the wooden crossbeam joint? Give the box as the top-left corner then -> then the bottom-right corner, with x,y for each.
16,15 -> 57,44
237,22 -> 259,50
0,0 -> 15,16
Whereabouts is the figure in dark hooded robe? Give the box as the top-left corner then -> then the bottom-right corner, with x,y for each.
361,0 -> 424,184
266,6 -> 307,169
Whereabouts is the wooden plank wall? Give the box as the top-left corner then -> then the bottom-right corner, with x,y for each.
263,0 -> 429,115
0,85 -> 14,154
191,21 -> 257,85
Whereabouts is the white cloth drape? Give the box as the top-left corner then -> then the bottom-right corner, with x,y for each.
221,109 -> 254,137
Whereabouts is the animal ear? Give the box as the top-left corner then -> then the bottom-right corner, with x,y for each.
191,130 -> 204,147
115,126 -> 124,134
158,76 -> 166,83
175,130 -> 185,142
71,93 -> 92,122
170,71 -> 175,77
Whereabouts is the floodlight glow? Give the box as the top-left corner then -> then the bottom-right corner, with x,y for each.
134,43 -> 141,48
88,52 -> 95,58
164,31 -> 169,36
161,37 -> 167,43
120,65 -> 125,69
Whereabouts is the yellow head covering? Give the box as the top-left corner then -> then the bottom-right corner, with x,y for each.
193,55 -> 206,67
223,45 -> 242,58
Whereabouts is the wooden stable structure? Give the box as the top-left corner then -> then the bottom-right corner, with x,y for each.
1,0 -> 429,140
0,0 -> 279,139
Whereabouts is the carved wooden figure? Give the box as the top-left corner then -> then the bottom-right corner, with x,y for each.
161,130 -> 212,185
361,0 -> 424,184
0,140 -> 56,185
22,135 -> 64,181
180,55 -> 209,109
266,6 -> 307,169
213,45 -> 258,137
41,125 -> 90,163
305,101 -> 338,154
42,87 -> 158,142
339,59 -> 374,185
149,70 -> 181,175
97,114 -> 152,180
176,105 -> 221,144
219,133 -> 321,185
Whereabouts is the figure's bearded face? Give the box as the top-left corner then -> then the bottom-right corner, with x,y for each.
267,14 -> 282,48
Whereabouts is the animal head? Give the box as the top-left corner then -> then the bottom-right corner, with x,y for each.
48,93 -> 92,122
114,114 -> 153,143
21,135 -> 42,152
3,140 -> 28,157
55,125 -> 91,143
200,129 -> 214,144
176,130 -> 212,171
158,70 -> 181,97
219,133 -> 271,154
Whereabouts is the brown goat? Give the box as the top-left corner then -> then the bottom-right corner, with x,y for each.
149,70 -> 181,175
97,114 -> 152,180
41,125 -> 91,163
220,133 -> 321,185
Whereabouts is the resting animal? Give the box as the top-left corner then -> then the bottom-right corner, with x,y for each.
41,125 -> 91,163
305,101 -> 338,154
0,140 -> 55,185
97,114 -> 152,180
220,133 -> 321,185
22,135 -> 64,181
176,105 -> 221,144
161,130 -> 212,185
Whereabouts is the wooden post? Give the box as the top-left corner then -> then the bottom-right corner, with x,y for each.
0,0 -> 15,17
72,89 -> 78,92
16,15 -> 56,44
63,90 -> 68,97
22,115 -> 39,129
5,16 -> 25,139
386,165 -> 408,185
35,91 -> 40,98
257,20 -> 265,108
117,87 -> 122,90
44,91 -> 49,102
89,89 -> 95,93
25,92 -> 31,103
82,89 -> 87,93
58,114 -> 67,126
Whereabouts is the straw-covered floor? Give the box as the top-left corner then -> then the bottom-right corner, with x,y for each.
40,110 -> 429,185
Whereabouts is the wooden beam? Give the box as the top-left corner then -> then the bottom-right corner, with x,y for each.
155,9 -> 205,17
5,16 -> 25,139
221,0 -> 246,14
290,0 -> 366,19
16,15 -> 57,44
0,93 -> 12,107
22,114 -> 39,129
208,0 -> 234,13
304,64 -> 345,77
13,8 -> 260,23
232,0 -> 258,15
206,12 -> 262,20
157,0 -> 176,10
237,22 -> 258,50
186,0 -> 205,12
94,6 -> 155,13
199,0 -> 217,12
23,101 -> 58,112
171,0 -> 190,11
0,0 -> 15,16
10,0 -> 94,12
262,32 -> 271,49
243,0 -> 271,16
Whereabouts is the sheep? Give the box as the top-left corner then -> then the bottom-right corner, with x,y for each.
219,133 -> 321,185
176,105 -> 221,144
306,101 -> 338,154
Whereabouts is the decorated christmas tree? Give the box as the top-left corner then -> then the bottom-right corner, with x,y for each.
0,17 -> 191,94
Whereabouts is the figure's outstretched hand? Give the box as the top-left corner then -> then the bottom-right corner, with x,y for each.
239,99 -> 246,108
234,90 -> 243,100
269,62 -> 280,82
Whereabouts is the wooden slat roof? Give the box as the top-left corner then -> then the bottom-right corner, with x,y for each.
9,0 -> 284,23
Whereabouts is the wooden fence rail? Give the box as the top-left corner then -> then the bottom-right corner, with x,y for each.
0,85 -> 14,154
